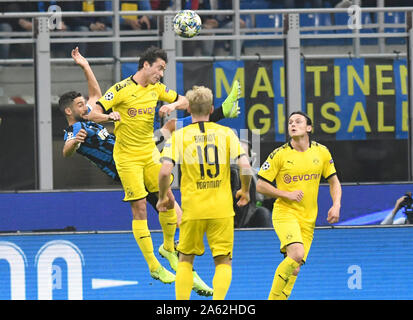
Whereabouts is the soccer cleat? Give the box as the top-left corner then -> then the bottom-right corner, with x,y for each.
150,265 -> 176,284
222,80 -> 241,118
192,271 -> 213,297
159,244 -> 179,272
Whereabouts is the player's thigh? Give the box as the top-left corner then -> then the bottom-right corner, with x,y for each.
144,160 -> 174,194
273,217 -> 303,255
116,163 -> 148,201
206,217 -> 234,259
177,219 -> 207,256
143,160 -> 161,194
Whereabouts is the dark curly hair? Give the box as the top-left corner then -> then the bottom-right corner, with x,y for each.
138,46 -> 168,70
58,91 -> 82,115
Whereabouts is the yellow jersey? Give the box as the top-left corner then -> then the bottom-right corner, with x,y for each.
161,121 -> 246,221
258,141 -> 337,226
97,76 -> 178,155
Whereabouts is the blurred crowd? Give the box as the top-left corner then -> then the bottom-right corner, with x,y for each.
0,0 -> 411,59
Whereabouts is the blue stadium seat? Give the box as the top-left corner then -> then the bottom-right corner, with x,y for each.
333,12 -> 352,45
333,12 -> 378,46
245,13 -> 283,47
241,0 -> 271,48
360,12 -> 377,45
316,12 -> 335,46
300,13 -> 316,31
334,12 -> 351,30
300,13 -> 335,46
300,13 -> 317,46
241,0 -> 269,9
384,12 -> 406,45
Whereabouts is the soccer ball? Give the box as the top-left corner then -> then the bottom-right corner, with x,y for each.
173,10 -> 202,38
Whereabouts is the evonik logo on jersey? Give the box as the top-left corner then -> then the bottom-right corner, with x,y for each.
283,173 -> 321,184
127,107 -> 156,117
137,107 -> 155,115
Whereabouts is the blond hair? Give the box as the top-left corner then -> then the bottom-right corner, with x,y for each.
185,86 -> 213,116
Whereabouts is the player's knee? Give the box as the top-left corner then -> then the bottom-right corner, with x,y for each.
178,252 -> 195,264
290,252 -> 304,264
130,198 -> 147,219
213,254 -> 232,267
287,244 -> 305,264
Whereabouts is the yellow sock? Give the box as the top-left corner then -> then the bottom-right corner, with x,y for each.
175,261 -> 193,300
159,209 -> 177,252
213,264 -> 232,300
132,219 -> 160,272
268,256 -> 300,300
280,275 -> 297,300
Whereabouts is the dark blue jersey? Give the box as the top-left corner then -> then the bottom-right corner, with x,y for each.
62,111 -> 212,182
63,121 -> 120,181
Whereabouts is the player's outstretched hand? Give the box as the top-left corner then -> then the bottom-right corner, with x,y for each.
71,46 -> 89,68
235,189 -> 250,207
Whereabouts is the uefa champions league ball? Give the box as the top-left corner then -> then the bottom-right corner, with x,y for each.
173,10 -> 202,38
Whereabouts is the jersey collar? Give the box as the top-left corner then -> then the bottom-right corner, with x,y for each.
130,75 -> 138,85
288,139 -> 312,150
190,121 -> 212,133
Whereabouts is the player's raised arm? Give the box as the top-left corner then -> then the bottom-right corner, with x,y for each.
86,103 -> 119,123
86,94 -> 121,124
71,47 -> 102,105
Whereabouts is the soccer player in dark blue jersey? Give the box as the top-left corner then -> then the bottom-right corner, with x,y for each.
60,47 -> 121,180
60,91 -> 120,180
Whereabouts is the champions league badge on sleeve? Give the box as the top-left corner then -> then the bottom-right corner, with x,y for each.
261,161 -> 270,171
104,92 -> 114,101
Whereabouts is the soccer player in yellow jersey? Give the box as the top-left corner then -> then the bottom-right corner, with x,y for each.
157,86 -> 252,300
256,111 -> 342,300
88,47 -> 189,284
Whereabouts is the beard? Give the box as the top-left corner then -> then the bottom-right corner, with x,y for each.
74,113 -> 86,122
